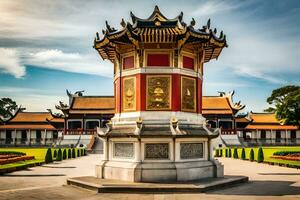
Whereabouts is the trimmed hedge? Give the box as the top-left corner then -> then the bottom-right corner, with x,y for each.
250,149 -> 254,162
45,148 -> 53,164
56,148 -> 62,161
63,149 -> 67,160
53,150 -> 57,158
68,149 -> 71,158
233,148 -> 238,159
229,149 -> 232,158
77,149 -> 80,157
273,151 -> 300,156
84,149 -> 87,156
241,148 -> 246,160
257,147 -> 264,163
0,151 -> 26,156
72,148 -> 76,158
225,149 -> 228,157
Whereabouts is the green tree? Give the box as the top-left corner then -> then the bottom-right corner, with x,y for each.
264,85 -> 300,126
229,149 -> 232,157
56,148 -> 62,161
0,98 -> 18,119
45,148 -> 53,164
68,149 -> 71,158
250,149 -> 254,162
77,149 -> 80,157
241,148 -> 246,160
72,148 -> 76,158
63,149 -> 67,160
233,148 -> 238,159
225,149 -> 228,157
53,150 -> 57,158
257,147 -> 264,163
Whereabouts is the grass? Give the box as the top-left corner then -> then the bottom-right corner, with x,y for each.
0,147 -> 85,171
218,146 -> 300,167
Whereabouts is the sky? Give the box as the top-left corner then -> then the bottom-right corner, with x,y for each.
0,0 -> 299,113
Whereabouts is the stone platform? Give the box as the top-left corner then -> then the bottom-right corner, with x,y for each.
67,175 -> 248,193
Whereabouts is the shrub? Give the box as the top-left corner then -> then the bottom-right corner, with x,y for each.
250,149 -> 254,162
0,151 -> 26,156
215,149 -> 219,157
53,150 -> 57,158
63,149 -> 67,160
273,151 -> 300,156
56,148 -> 62,161
225,149 -> 228,157
229,149 -> 232,158
257,147 -> 264,163
72,148 -> 76,158
241,148 -> 246,160
84,149 -> 87,156
77,149 -> 80,157
220,149 -> 223,157
45,148 -> 53,163
233,148 -> 238,159
68,149 -> 71,158
81,149 -> 84,156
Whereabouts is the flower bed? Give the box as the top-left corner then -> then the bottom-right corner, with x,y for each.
271,151 -> 300,162
0,156 -> 35,165
0,154 -> 21,159
270,155 -> 300,161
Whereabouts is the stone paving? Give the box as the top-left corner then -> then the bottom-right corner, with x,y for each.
0,155 -> 299,200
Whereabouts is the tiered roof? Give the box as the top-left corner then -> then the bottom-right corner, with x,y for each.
94,6 -> 227,62
202,91 -> 245,115
246,113 -> 298,130
0,110 -> 62,130
56,90 -> 115,115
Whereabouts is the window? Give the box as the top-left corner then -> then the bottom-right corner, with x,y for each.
86,121 -> 100,129
147,53 -> 170,67
208,120 -> 217,128
68,121 -> 82,129
123,56 -> 134,70
291,130 -> 296,139
36,130 -> 41,139
261,130 -> 266,139
182,56 -> 194,70
6,130 -> 12,139
219,121 -> 232,129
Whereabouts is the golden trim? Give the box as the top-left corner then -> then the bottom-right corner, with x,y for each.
122,76 -> 136,112
146,75 -> 172,110
181,76 -> 196,112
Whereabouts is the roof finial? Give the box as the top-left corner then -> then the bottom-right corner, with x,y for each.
219,31 -> 223,39
154,5 -> 160,12
96,32 -> 99,40
105,20 -> 116,33
190,18 -> 196,27
207,18 -> 211,29
213,28 -> 217,34
120,18 -> 126,28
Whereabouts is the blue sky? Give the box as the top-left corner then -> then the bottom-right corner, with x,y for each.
0,0 -> 299,112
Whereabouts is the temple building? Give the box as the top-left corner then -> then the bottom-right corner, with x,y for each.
202,91 -> 245,134
240,112 -> 299,146
0,109 -> 63,146
93,6 -> 227,182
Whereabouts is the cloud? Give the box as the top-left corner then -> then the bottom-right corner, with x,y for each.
26,49 -> 113,77
0,48 -> 25,78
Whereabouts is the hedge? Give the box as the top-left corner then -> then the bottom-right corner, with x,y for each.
241,148 -> 246,160
53,150 -> 57,158
68,149 -> 71,158
273,151 -> 300,156
0,151 -> 26,156
250,149 -> 254,162
257,147 -> 264,163
229,149 -> 232,158
45,148 -> 53,163
63,149 -> 67,160
56,149 -> 62,161
72,148 -> 76,158
233,148 -> 238,159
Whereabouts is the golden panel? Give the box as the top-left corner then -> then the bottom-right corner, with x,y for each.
122,77 -> 136,112
181,76 -> 196,112
146,75 -> 171,110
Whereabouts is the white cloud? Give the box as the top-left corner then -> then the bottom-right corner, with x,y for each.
26,49 -> 113,77
0,48 -> 25,78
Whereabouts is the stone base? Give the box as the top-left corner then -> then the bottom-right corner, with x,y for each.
96,160 -> 224,183
67,175 -> 248,193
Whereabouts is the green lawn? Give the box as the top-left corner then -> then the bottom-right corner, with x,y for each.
218,146 -> 300,167
0,147 -> 85,171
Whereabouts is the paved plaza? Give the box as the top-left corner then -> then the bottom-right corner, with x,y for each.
0,154 -> 299,200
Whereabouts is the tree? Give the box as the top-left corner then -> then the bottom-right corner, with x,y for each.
264,85 -> 300,126
53,150 -> 57,158
233,148 -> 238,159
229,149 -> 232,158
63,149 -> 67,160
250,149 -> 254,162
241,148 -> 246,160
0,98 -> 18,119
257,147 -> 264,163
56,148 -> 62,161
68,149 -> 71,158
72,148 -> 76,158
45,148 -> 53,164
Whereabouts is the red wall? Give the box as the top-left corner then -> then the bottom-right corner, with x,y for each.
182,56 -> 194,70
147,54 -> 170,66
123,56 -> 134,70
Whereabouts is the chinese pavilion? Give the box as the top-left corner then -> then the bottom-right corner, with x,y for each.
94,6 -> 227,182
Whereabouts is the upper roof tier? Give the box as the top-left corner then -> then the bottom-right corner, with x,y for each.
94,6 -> 227,63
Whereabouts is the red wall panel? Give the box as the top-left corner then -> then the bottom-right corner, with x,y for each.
123,56 -> 134,70
182,56 -> 194,70
147,54 -> 170,66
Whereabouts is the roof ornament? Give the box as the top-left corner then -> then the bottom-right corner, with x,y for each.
213,28 -> 217,34
207,18 -> 211,29
120,18 -> 126,28
74,90 -> 85,96
96,32 -> 100,40
66,89 -> 72,98
178,11 -> 183,22
219,31 -> 223,39
105,21 -> 116,33
189,18 -> 196,27
130,11 -> 137,24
